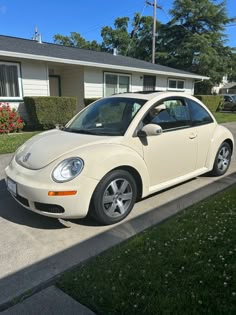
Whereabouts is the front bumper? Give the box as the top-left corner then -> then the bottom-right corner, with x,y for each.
5,157 -> 99,219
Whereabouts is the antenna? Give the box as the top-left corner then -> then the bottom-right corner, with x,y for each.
32,26 -> 42,43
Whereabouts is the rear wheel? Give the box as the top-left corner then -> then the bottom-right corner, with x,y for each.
90,170 -> 137,225
211,142 -> 231,176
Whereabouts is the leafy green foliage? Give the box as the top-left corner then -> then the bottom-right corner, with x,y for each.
157,0 -> 235,92
24,97 -> 77,130
54,32 -> 102,51
101,17 -> 130,54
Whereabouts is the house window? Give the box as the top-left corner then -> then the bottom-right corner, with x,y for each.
0,62 -> 22,99
104,73 -> 130,96
168,79 -> 185,91
143,75 -> 156,91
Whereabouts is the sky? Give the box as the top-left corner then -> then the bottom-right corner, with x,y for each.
0,0 -> 235,47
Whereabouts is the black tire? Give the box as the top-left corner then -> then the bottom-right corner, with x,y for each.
90,170 -> 137,225
211,142 -> 231,176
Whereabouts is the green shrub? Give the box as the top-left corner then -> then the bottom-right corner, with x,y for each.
24,97 -> 77,130
0,102 -> 24,134
195,95 -> 223,113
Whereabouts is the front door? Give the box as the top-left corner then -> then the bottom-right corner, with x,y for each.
143,75 -> 156,91
49,75 -> 61,96
141,98 -> 197,187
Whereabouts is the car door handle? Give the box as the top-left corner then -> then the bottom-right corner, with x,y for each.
189,132 -> 197,139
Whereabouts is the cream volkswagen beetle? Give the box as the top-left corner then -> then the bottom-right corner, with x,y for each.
5,92 -> 234,225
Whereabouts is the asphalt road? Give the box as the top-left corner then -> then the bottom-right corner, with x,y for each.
0,123 -> 236,309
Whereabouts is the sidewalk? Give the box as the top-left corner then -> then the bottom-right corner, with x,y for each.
1,286 -> 96,315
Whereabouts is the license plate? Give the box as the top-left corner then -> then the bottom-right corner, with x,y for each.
7,178 -> 17,195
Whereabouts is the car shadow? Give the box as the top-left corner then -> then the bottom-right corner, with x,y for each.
0,179 -> 65,230
0,178 -> 98,229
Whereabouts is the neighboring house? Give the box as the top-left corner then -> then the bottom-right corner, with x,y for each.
211,76 -> 228,94
219,82 -> 236,95
0,34 -> 209,120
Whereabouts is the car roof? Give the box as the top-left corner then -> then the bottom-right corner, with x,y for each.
109,91 -> 196,101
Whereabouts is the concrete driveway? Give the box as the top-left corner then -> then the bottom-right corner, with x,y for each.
0,123 -> 236,309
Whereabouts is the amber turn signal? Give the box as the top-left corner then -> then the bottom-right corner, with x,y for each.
48,191 -> 77,196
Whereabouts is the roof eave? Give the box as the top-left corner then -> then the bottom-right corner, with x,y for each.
0,50 -> 209,80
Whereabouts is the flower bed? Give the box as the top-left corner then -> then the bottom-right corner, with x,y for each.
0,103 -> 24,134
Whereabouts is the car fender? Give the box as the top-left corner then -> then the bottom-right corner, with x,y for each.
205,125 -> 234,170
78,143 -> 150,197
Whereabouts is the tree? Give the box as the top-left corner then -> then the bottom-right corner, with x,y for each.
101,13 -> 159,62
101,17 -> 130,54
156,0 -> 235,93
54,32 -> 102,51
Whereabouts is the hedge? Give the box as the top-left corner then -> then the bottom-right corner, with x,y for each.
195,95 -> 223,113
24,96 -> 77,130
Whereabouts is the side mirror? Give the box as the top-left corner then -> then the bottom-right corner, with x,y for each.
137,123 -> 162,137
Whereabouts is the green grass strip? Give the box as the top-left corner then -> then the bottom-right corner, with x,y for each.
214,112 -> 236,124
58,185 -> 236,315
0,132 -> 40,154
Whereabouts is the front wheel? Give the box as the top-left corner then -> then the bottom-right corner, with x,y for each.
211,142 -> 232,176
90,170 -> 137,225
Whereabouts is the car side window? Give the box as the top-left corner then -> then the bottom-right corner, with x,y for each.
143,99 -> 191,130
187,99 -> 213,126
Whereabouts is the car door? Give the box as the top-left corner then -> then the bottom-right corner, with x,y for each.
185,98 -> 216,169
141,98 -> 198,187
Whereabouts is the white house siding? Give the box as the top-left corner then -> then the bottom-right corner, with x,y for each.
131,73 -> 144,92
21,61 -> 49,96
84,68 -> 195,99
84,67 -> 104,99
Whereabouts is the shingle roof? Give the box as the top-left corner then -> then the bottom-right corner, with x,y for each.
0,35 -> 207,79
222,82 -> 236,89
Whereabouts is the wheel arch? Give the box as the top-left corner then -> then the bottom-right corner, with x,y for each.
111,165 -> 143,201
205,125 -> 234,170
224,138 -> 234,154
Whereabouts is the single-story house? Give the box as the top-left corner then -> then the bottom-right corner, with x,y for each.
0,34 -> 208,119
219,82 -> 236,95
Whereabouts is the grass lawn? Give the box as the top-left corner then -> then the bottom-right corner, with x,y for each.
213,112 -> 236,124
0,132 -> 41,154
57,185 -> 236,315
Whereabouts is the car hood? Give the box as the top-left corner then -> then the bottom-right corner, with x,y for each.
15,129 -> 114,170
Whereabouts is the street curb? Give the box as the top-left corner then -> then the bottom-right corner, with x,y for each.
1,170 -> 236,312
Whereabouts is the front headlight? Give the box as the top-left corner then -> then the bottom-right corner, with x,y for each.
52,158 -> 84,182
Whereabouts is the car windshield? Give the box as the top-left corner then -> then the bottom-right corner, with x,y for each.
64,97 -> 146,136
231,95 -> 236,102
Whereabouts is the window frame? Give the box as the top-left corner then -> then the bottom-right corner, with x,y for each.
0,61 -> 23,101
103,72 -> 131,97
167,78 -> 185,91
184,97 -> 214,126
